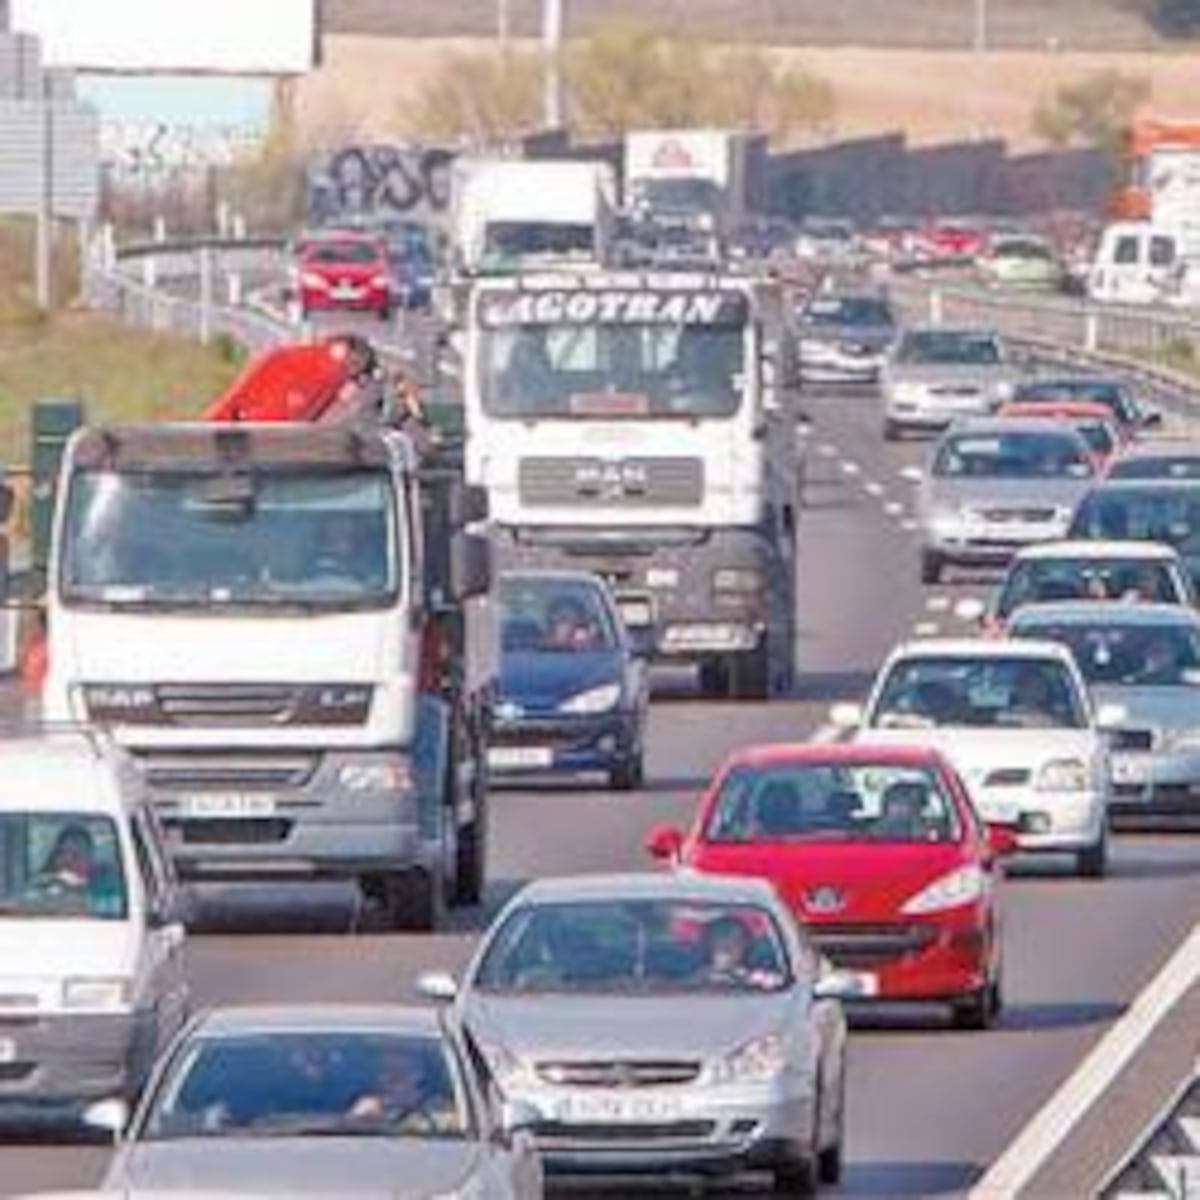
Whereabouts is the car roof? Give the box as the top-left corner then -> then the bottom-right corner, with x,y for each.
0,733 -> 129,815
1010,600 -> 1200,628
943,416 -> 1087,438
723,742 -> 949,770
1012,540 -> 1179,561
888,637 -> 1076,664
515,872 -> 780,907
1083,477 -> 1200,494
1019,374 -> 1124,388
193,1005 -> 446,1038
1000,401 -> 1117,420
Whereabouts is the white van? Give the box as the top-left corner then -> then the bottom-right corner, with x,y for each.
1087,221 -> 1200,306
0,732 -> 189,1117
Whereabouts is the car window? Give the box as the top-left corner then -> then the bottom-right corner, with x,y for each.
706,763 -> 960,844
804,297 -> 893,327
872,656 -> 1086,729
1149,237 -> 1176,268
933,431 -> 1091,479
475,899 -> 792,995
1113,236 -> 1140,265
896,332 -> 1001,365
1077,421 -> 1116,457
1070,488 -> 1200,551
997,558 -> 1181,618
497,574 -> 619,652
143,1032 -> 469,1141
1014,381 -> 1134,424
1013,619 -> 1200,687
1108,455 -> 1200,480
0,813 -> 128,920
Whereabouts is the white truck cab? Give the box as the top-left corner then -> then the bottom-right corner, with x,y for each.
1087,221 -> 1200,306
0,731 -> 189,1116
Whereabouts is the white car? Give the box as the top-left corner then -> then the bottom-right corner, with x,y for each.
0,733 -> 190,1119
834,639 -> 1114,877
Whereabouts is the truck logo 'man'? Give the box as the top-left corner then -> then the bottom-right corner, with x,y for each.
575,460 -> 648,499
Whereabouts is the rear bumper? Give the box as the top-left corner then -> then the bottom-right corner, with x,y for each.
489,712 -> 640,775
1111,750 -> 1200,828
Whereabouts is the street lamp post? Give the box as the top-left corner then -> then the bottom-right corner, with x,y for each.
970,0 -> 988,140
542,0 -> 565,130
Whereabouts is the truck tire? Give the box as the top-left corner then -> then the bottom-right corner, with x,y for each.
920,549 -> 944,585
730,642 -> 770,701
381,867 -> 442,933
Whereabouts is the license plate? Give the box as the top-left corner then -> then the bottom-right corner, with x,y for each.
619,600 -> 654,626
333,284 -> 363,299
0,1038 -> 16,1065
557,1092 -> 682,1124
179,794 -> 277,819
488,747 -> 553,770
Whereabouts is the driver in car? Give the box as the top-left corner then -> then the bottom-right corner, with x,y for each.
348,1047 -> 457,1133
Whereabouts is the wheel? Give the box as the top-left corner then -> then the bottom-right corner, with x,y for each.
1077,835 -> 1108,879
951,980 -> 998,1030
772,1155 -> 816,1195
883,418 -> 901,442
377,868 -> 442,933
452,808 -> 486,905
920,549 -> 944,586
730,642 -> 770,701
378,303 -> 393,322
816,1068 -> 845,1185
609,749 -> 644,792
698,659 -> 729,697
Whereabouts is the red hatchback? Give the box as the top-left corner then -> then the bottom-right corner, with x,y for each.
296,233 -> 392,320
647,743 -> 1016,1028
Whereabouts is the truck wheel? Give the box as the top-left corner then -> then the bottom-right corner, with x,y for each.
381,868 -> 442,933
730,643 -> 770,701
883,418 -> 901,442
920,550 -> 944,585
1077,834 -> 1108,879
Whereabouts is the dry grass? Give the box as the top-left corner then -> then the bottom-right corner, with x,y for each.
298,35 -> 1200,151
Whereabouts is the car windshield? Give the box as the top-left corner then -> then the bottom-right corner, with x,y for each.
61,470 -> 399,611
1069,487 -> 1200,556
306,241 -> 380,265
634,178 -> 722,213
873,656 -> 1086,729
0,814 -> 127,920
804,297 -> 894,328
1015,380 -> 1134,423
498,575 -> 619,653
477,291 -> 748,419
143,1032 -> 469,1142
1013,619 -> 1200,687
475,899 -> 792,995
997,558 -> 1181,619
933,431 -> 1091,479
1108,454 -> 1200,480
993,239 -> 1052,260
896,331 -> 1001,365
706,763 -> 961,844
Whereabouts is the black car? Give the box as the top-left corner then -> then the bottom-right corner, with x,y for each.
1012,376 -> 1162,435
489,571 -> 649,790
1107,440 -> 1200,481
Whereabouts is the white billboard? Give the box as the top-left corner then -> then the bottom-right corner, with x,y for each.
11,0 -> 317,75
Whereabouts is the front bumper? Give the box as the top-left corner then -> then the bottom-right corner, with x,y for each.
0,1010 -> 147,1110
301,287 -> 389,313
973,786 -> 1107,853
1111,748 -> 1200,828
924,519 -> 1071,565
489,711 -> 639,776
798,344 -> 884,383
884,389 -> 998,428
515,1077 -> 815,1175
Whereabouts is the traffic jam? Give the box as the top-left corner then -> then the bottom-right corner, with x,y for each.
1,126 -> 1198,1199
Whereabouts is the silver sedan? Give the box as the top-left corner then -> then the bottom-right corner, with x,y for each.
420,872 -> 851,1194
86,1005 -> 543,1200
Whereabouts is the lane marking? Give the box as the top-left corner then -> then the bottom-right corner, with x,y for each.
840,461 -> 861,476
884,501 -> 905,517
914,621 -> 940,636
968,925 -> 1200,1199
865,482 -> 885,497
818,443 -> 838,458
902,519 -> 920,532
926,596 -> 951,613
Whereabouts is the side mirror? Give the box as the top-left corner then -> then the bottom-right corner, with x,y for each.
450,531 -> 491,601
627,625 -> 656,660
829,702 -> 863,730
814,968 -> 877,1001
452,483 -> 489,527
416,970 -> 458,1003
1095,701 -> 1129,731
82,1096 -> 129,1140
985,822 -> 1021,858
645,824 -> 685,863
1141,408 -> 1163,430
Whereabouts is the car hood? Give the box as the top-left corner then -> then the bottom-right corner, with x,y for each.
113,1139 -> 483,1198
691,843 -> 968,922
465,992 -> 788,1061
885,361 -> 1016,385
1093,684 -> 1200,731
499,650 -> 623,709
800,324 -> 895,348
924,476 -> 1091,512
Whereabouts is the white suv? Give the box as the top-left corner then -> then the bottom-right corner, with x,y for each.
834,638 -> 1114,877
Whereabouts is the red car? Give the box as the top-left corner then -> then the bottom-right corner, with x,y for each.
647,742 -> 1016,1028
295,232 -> 392,320
917,219 -> 989,263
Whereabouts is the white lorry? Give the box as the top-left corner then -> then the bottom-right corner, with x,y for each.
624,129 -> 765,239
16,418 -> 494,932
458,270 -> 799,699
451,158 -> 618,275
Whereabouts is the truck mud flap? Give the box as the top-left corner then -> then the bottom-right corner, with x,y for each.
413,694 -> 450,840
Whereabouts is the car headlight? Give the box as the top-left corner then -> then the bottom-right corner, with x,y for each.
295,684 -> 373,725
889,381 -> 924,400
63,977 -> 132,1010
992,381 -> 1016,401
337,760 -> 414,792
928,509 -> 967,535
713,567 -> 763,593
300,271 -> 329,289
558,683 -> 621,715
901,864 -> 987,915
1037,758 -> 1090,791
371,273 -> 390,288
707,1033 -> 789,1086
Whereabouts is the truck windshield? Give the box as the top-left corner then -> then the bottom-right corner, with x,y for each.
633,178 -> 722,214
60,469 -> 400,610
484,222 -> 594,262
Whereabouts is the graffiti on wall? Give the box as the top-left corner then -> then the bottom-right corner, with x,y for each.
101,120 -> 264,181
307,144 -> 457,226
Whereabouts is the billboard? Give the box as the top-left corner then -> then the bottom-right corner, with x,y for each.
10,0 -> 317,75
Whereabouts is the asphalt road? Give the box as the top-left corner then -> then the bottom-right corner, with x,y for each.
2,381 -> 1198,1199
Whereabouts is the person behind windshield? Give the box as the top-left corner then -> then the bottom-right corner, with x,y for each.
35,824 -> 122,915
544,594 -> 600,650
1007,665 -> 1060,725
502,330 -> 557,411
348,1046 -> 456,1133
667,332 -> 734,414
696,917 -> 756,986
310,513 -> 383,590
1130,633 -> 1181,685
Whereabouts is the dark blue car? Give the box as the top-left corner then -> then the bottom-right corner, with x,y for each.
490,571 -> 649,790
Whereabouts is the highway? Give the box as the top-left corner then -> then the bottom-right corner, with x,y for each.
3,376 -> 1197,1199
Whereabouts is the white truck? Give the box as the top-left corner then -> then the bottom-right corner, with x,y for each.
450,158 -> 618,275
458,270 -> 799,699
624,129 -> 765,239
16,418 -> 494,932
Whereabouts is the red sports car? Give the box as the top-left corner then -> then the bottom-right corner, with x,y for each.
647,742 -> 1016,1028
295,232 -> 392,320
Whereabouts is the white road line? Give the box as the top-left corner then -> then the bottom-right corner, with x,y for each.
884,501 -> 905,517
818,443 -> 838,458
840,461 -> 861,476
968,925 -> 1200,1199
913,621 -> 940,636
902,519 -> 920,532
865,482 -> 885,497
926,596 -> 951,612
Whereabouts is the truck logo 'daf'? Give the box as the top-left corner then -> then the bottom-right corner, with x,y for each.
575,460 -> 649,499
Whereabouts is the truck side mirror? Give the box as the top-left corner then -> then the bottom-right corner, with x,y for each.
451,531 -> 492,600
452,483 -> 489,526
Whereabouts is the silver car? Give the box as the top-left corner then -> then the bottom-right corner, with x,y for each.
421,872 -> 850,1193
1010,601 -> 1200,831
918,418 -> 1097,584
881,327 -> 1020,439
88,1006 -> 543,1200
793,291 -> 898,385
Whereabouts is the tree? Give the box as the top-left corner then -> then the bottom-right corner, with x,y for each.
1031,69 -> 1152,156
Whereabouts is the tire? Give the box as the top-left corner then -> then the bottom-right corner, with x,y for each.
883,418 -> 901,442
730,642 -> 771,701
951,981 -> 998,1030
698,659 -> 729,698
452,811 -> 485,906
379,867 -> 442,933
920,549 -> 944,586
1077,834 -> 1108,879
817,1068 -> 845,1185
772,1155 -> 816,1196
378,303 -> 393,322
609,750 -> 644,792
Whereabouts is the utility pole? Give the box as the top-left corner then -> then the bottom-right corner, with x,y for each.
969,0 -> 988,141
542,0 -> 565,131
497,0 -> 510,50
35,71 -> 54,310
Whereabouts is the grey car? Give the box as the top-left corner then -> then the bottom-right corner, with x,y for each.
88,1006 -> 543,1200
918,417 -> 1097,584
881,327 -> 1020,440
421,872 -> 850,1194
1010,601 -> 1200,830
793,291 -> 898,385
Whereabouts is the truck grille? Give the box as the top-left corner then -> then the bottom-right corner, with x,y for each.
170,819 -> 294,845
135,753 -> 318,792
519,457 -> 704,508
156,684 -> 300,725
808,923 -> 938,968
536,1060 -> 701,1088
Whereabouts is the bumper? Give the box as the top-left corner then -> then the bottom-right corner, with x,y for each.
0,1010 -> 147,1110
925,525 -> 1070,565
976,787 -> 1107,853
489,712 -> 639,775
301,289 -> 389,313
141,749 -> 433,881
1111,750 -> 1200,828
884,394 -> 997,429
799,348 -> 883,384
518,1079 -> 815,1175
